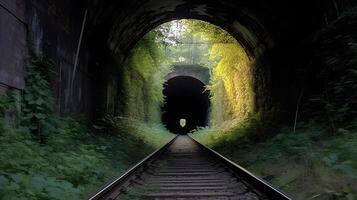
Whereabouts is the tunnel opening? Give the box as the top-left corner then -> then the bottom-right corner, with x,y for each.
123,19 -> 253,134
162,76 -> 210,134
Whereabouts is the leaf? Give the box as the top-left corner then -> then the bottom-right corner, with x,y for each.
346,193 -> 355,200
329,153 -> 338,163
45,186 -> 63,199
35,114 -> 46,119
322,153 -> 338,166
334,164 -> 356,178
0,175 -> 9,189
27,176 -> 46,191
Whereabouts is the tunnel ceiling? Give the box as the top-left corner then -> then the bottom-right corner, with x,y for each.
87,0 -> 329,59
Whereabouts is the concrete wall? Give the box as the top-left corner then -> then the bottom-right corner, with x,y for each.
0,0 -> 28,91
26,0 -> 93,115
0,0 -> 100,117
0,0 -> 123,118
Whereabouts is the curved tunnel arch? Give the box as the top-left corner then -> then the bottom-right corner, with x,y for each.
114,16 -> 261,59
165,64 -> 211,85
162,76 -> 210,134
83,0 -> 344,120
86,0 -> 277,117
88,0 -> 275,59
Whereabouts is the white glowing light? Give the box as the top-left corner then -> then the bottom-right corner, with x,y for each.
180,119 -> 186,127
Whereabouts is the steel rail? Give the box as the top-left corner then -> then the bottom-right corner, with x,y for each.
86,135 -> 178,200
188,134 -> 293,200
87,134 -> 293,200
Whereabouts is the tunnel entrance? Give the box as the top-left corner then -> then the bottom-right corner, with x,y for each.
162,76 -> 210,134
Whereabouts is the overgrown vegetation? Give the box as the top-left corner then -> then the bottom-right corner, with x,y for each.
126,20 -> 254,127
2,13 -> 357,199
193,119 -> 357,199
184,20 -> 254,125
192,7 -> 357,200
303,6 -> 357,134
123,30 -> 171,123
0,58 -> 173,199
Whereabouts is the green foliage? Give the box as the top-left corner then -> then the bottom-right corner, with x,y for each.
193,119 -> 357,199
125,19 -> 254,127
184,20 -> 235,44
192,111 -> 278,148
182,20 -> 254,125
0,110 -> 172,199
209,41 -> 253,125
0,119 -> 91,199
124,31 -> 171,123
190,10 -> 357,199
0,92 -> 14,118
0,58 -> 173,199
305,6 -> 357,133
21,58 -> 55,142
162,20 -> 215,67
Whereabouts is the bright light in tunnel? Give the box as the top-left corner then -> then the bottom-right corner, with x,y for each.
180,119 -> 186,127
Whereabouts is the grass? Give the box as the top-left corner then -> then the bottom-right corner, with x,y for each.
0,115 -> 173,200
192,119 -> 357,200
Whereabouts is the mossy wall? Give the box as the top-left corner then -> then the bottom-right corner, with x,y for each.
119,31 -> 171,123
209,42 -> 255,126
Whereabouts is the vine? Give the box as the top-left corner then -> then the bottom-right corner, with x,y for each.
21,57 -> 55,143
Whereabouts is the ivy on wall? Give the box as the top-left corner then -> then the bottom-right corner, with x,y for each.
124,20 -> 255,127
123,31 -> 172,123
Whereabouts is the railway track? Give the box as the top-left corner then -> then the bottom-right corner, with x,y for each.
88,135 -> 292,200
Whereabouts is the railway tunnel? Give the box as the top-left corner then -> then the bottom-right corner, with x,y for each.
1,0 -> 357,199
2,0 -> 355,121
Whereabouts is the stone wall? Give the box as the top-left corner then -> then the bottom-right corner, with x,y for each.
25,0 -> 96,116
0,0 -> 28,91
0,0 -> 124,118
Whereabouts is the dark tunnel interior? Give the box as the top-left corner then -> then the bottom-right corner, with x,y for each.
162,76 -> 210,134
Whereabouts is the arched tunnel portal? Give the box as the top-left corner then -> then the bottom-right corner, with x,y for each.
165,64 -> 210,85
162,76 -> 210,134
1,0 -> 355,121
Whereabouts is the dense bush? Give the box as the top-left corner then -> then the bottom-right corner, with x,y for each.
0,59 -> 173,199
301,7 -> 357,133
0,115 -> 172,199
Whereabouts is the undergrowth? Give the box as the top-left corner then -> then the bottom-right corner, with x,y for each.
0,116 -> 172,200
192,118 -> 357,199
0,59 -> 173,199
